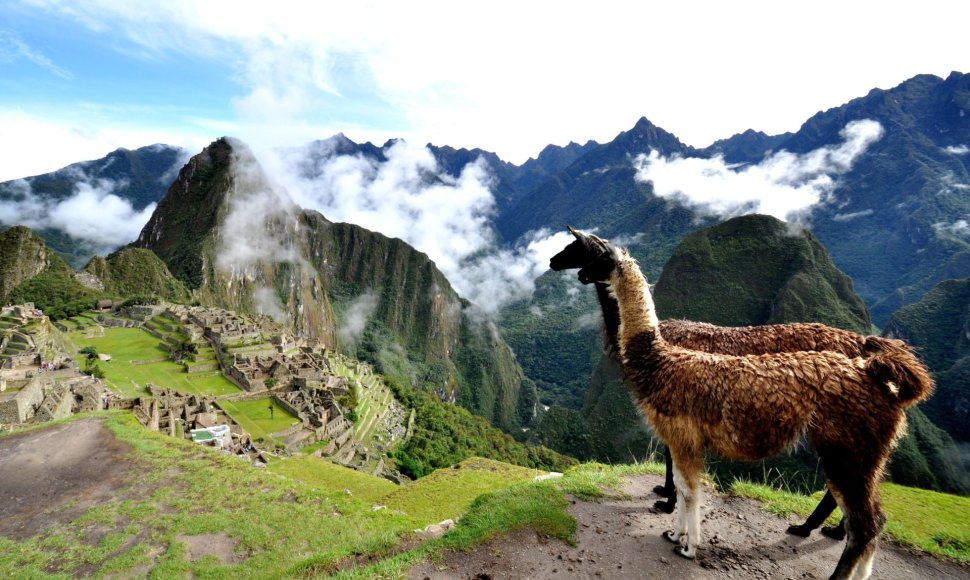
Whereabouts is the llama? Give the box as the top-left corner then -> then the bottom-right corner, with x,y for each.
573,233 -> 932,580
550,227 -> 911,539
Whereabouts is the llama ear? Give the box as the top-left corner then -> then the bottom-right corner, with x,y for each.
567,226 -> 584,240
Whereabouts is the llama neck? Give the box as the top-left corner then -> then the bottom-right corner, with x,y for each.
610,256 -> 661,342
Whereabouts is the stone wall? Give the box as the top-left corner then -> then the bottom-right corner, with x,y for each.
0,378 -> 43,423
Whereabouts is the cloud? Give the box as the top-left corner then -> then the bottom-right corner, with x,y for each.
933,219 -> 970,240
263,139 -> 571,312
0,173 -> 156,252
0,29 -> 72,79
832,209 -> 874,222
633,119 -> 885,222
945,144 -> 969,155
337,291 -> 379,347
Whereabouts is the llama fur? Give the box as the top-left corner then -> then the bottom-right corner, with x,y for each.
575,236 -> 932,580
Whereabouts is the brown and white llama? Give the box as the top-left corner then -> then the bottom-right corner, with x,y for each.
550,227 -> 914,539
573,233 -> 932,580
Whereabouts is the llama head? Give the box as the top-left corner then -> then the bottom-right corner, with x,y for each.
549,226 -> 612,271
576,239 -> 626,285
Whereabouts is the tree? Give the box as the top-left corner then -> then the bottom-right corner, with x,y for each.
171,338 -> 198,364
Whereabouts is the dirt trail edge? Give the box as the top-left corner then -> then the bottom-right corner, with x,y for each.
409,473 -> 969,579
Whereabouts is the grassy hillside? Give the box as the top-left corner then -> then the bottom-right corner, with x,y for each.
3,419 -> 965,578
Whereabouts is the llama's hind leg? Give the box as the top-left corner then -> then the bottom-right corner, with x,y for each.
787,490 -> 838,537
822,461 -> 885,579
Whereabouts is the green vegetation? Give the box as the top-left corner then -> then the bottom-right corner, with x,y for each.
218,398 -> 299,441
267,454 -> 398,504
730,479 -> 970,562
2,418 -> 965,578
381,457 -> 544,525
68,325 -> 240,398
387,378 -> 576,480
82,247 -> 191,303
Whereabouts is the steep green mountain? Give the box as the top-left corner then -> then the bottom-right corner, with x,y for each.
0,144 -> 187,268
653,214 -> 873,332
0,225 -> 52,303
133,137 -> 537,433
885,278 -> 970,441
1,226 -> 99,318
81,248 -> 191,303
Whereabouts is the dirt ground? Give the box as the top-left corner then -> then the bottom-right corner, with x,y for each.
409,473 -> 970,580
0,419 -> 134,540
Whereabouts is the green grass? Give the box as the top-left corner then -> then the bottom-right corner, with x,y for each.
267,454 -> 398,504
730,479 -> 970,562
69,326 -> 240,398
0,414 -> 414,579
218,397 -> 299,440
381,457 -> 547,527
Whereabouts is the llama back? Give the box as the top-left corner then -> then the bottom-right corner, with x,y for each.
659,319 -> 870,357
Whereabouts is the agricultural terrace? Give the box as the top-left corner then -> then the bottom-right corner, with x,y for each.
65,317 -> 240,399
218,397 -> 300,442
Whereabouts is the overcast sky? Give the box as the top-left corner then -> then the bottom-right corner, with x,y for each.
1,0 -> 968,182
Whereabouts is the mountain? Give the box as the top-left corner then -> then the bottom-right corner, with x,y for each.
81,248 -> 191,303
0,144 -> 187,268
0,225 -> 99,319
653,214 -> 872,332
885,278 -> 970,441
705,73 -> 970,325
132,137 -> 538,433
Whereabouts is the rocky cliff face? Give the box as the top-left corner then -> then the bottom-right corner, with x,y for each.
0,226 -> 53,303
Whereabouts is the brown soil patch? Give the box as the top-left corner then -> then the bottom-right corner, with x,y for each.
0,419 -> 134,540
409,473 -> 969,579
177,532 -> 246,564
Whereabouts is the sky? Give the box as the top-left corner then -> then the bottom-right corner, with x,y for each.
2,0 -> 969,182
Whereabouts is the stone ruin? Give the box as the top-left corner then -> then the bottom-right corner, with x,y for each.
132,384 -> 265,463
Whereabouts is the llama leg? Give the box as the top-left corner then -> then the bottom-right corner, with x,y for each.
653,447 -> 675,497
822,455 -> 884,580
662,461 -> 689,545
821,518 -> 847,540
787,490 -> 838,537
664,450 -> 703,559
653,448 -> 677,513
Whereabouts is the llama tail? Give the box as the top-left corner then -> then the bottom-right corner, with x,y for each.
865,350 -> 935,406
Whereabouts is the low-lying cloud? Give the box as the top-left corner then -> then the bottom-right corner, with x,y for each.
0,174 -> 156,253
633,119 -> 885,222
266,140 -> 572,312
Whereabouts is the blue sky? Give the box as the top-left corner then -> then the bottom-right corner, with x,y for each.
1,0 -> 969,181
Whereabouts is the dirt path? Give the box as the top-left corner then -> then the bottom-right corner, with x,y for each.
409,473 -> 969,579
0,419 -> 134,540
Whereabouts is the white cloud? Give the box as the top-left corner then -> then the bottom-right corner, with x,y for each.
337,292 -> 379,347
633,120 -> 884,222
0,29 -> 72,79
945,144 -> 969,155
934,219 -> 970,239
17,0 -> 970,166
0,172 -> 156,252
0,109 -> 211,182
833,209 -> 874,222
264,139 -> 572,312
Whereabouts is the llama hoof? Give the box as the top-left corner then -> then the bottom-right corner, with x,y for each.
673,545 -> 695,560
820,524 -> 846,541
662,530 -> 680,544
653,499 -> 676,514
653,484 -> 674,498
785,524 -> 811,538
